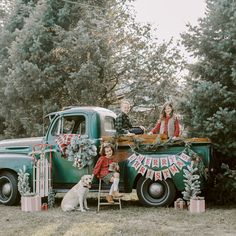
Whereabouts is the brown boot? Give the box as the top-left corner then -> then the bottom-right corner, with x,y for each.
106,195 -> 114,203
112,191 -> 123,198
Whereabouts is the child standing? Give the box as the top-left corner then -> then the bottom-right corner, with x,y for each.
93,143 -> 122,203
149,102 -> 180,138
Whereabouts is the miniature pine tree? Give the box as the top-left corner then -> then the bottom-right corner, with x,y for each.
182,163 -> 201,201
47,187 -> 55,208
17,165 -> 31,196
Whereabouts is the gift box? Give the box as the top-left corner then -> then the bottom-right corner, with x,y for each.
174,198 -> 187,210
21,195 -> 41,212
189,197 -> 205,213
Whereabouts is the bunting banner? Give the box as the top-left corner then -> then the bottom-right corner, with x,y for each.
154,170 -> 162,181
152,158 -> 159,168
138,165 -> 147,176
128,152 -> 191,181
132,160 -> 142,171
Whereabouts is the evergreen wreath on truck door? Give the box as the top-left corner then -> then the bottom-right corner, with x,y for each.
66,135 -> 97,169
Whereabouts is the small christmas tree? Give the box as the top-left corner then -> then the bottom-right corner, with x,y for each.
18,165 -> 31,196
182,162 -> 201,201
47,187 -> 55,208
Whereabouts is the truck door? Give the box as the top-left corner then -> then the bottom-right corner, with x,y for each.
47,114 -> 93,189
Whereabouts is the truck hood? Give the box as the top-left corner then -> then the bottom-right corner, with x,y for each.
0,137 -> 43,154
0,137 -> 43,147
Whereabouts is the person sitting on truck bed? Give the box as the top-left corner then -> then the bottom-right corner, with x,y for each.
148,102 -> 180,138
93,142 -> 123,203
115,100 -> 145,135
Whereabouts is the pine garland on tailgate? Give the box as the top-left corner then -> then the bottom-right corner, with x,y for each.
17,165 -> 31,196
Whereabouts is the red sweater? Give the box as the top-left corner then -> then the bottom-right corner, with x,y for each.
93,156 -> 115,179
151,116 -> 180,137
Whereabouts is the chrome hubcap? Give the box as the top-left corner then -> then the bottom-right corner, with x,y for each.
149,182 -> 164,198
2,183 -> 11,197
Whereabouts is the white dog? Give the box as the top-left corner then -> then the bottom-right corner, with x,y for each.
61,174 -> 93,212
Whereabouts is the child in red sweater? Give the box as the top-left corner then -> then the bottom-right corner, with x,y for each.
93,143 -> 122,203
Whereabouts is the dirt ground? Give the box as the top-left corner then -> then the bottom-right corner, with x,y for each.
0,191 -> 236,236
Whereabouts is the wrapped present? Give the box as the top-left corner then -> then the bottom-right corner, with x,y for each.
189,197 -> 205,213
21,195 -> 41,212
174,198 -> 187,210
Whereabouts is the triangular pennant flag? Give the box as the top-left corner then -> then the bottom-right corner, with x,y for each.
152,158 -> 159,168
144,157 -> 152,167
162,168 -> 171,179
179,152 -> 191,162
136,155 -> 145,163
154,171 -> 162,181
128,154 -> 137,162
168,155 -> 177,165
138,165 -> 147,176
160,157 -> 168,167
132,161 -> 142,171
175,159 -> 185,170
169,164 -> 179,176
146,169 -> 154,180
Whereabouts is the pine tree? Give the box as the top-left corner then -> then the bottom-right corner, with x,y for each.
0,0 -> 183,138
182,163 -> 201,201
47,187 -> 55,208
180,0 -> 236,161
18,165 -> 31,196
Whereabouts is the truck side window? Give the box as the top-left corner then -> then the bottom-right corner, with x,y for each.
63,115 -> 86,135
104,116 -> 116,135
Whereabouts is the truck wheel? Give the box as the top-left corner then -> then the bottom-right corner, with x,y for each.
0,172 -> 20,206
137,176 -> 176,207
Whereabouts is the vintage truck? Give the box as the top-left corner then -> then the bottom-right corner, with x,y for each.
0,106 -> 213,207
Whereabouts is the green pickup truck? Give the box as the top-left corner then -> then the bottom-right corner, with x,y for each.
0,106 -> 213,207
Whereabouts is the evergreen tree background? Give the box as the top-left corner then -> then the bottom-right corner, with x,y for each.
0,0 -> 183,138
180,0 -> 236,165
0,0 -> 235,167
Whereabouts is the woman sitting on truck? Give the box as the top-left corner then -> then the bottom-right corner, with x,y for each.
148,102 -> 180,138
93,143 -> 122,203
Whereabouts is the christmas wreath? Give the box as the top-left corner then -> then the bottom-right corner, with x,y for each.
66,135 -> 97,169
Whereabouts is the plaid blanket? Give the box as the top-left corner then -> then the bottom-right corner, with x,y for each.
55,134 -> 80,156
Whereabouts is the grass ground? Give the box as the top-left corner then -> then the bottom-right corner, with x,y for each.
0,192 -> 235,236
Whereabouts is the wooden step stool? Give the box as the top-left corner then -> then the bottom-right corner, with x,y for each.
97,178 -> 122,212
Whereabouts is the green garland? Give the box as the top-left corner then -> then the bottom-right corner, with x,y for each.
66,135 -> 97,169
131,137 -> 186,152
